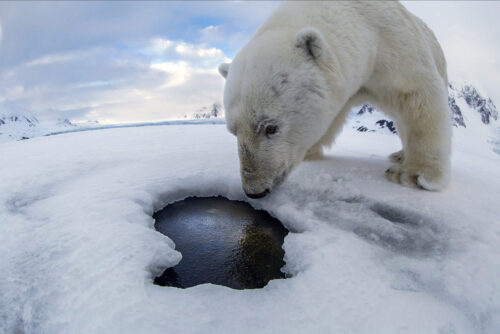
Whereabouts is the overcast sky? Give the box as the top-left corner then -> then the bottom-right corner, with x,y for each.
0,1 -> 498,124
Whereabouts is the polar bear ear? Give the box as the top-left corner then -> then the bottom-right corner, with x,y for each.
294,27 -> 327,64
218,63 -> 231,79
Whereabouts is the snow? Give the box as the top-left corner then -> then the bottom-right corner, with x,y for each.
1,121 -> 500,333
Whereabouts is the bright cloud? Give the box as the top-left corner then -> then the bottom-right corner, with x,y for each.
0,35 -> 229,123
175,43 -> 224,59
147,38 -> 230,66
151,61 -> 193,88
147,38 -> 174,55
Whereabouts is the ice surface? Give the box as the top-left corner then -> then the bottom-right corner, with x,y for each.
1,123 -> 500,333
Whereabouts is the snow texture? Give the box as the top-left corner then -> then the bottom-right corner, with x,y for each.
1,119 -> 500,333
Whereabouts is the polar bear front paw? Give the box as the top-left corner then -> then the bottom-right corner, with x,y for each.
389,150 -> 405,163
385,163 -> 448,191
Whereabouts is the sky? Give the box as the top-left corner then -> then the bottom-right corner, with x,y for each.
0,1 -> 498,124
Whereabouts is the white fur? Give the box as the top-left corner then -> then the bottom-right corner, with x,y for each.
219,1 -> 451,197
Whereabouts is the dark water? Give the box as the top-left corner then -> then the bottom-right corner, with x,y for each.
154,197 -> 288,289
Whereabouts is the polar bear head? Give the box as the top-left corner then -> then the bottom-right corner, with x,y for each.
219,28 -> 339,198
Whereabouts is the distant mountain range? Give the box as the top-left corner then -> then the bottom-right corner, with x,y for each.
1,83 -> 498,155
0,102 -> 226,142
0,105 -> 81,143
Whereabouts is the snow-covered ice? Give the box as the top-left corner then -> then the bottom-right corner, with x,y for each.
1,120 -> 499,333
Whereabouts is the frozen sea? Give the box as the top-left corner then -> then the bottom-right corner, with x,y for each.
1,121 -> 499,333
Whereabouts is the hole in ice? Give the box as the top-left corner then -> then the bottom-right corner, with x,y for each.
153,196 -> 289,289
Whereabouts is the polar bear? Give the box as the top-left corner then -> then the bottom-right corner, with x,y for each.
219,1 -> 451,198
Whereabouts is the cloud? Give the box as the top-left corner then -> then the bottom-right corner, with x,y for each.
150,61 -> 193,88
0,1 -> 278,68
402,1 -> 500,104
176,43 -> 222,59
147,38 -> 174,56
0,37 -> 228,123
0,1 -> 281,122
146,37 -> 230,66
26,51 -> 84,67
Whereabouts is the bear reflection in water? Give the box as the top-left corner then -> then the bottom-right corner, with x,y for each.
154,197 -> 288,289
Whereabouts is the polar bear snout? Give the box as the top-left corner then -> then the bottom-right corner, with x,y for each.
245,189 -> 270,199
240,169 -> 271,199
240,163 -> 289,199
243,180 -> 271,198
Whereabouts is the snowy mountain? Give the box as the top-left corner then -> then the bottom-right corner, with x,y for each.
0,104 -> 80,143
350,82 -> 498,136
57,118 -> 77,128
449,83 -> 498,127
0,106 -> 40,141
185,102 -> 224,120
352,104 -> 398,134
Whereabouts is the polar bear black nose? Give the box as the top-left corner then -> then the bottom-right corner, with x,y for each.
245,189 -> 269,199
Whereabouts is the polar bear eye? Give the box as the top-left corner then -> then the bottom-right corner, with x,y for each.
265,125 -> 278,136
